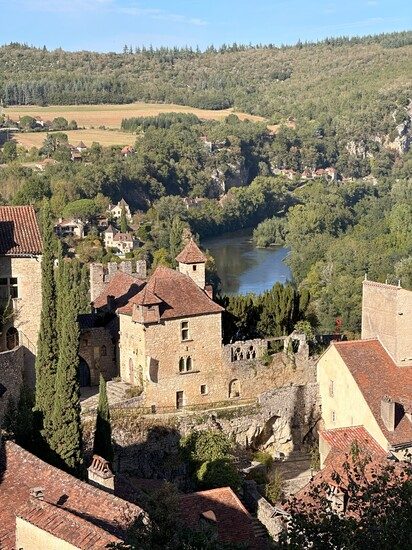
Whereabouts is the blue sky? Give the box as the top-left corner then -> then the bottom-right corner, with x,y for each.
0,0 -> 410,51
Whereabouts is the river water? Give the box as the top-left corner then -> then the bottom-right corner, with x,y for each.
202,229 -> 291,296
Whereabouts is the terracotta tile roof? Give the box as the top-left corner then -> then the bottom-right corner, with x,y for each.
320,426 -> 386,462
93,271 -> 143,309
118,266 -> 223,320
113,232 -> 133,242
333,339 -> 412,447
0,440 -> 144,549
175,239 -> 207,264
130,285 -> 163,306
17,498 -> 121,549
179,487 -> 259,548
0,205 -> 42,255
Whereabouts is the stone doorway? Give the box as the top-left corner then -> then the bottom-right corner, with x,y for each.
176,391 -> 184,410
79,358 -> 91,387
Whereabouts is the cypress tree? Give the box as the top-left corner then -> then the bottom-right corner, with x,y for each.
120,205 -> 128,233
93,375 -> 114,463
50,262 -> 83,476
34,200 -> 58,441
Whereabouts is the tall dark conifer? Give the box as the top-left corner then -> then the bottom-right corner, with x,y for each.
93,375 -> 113,463
34,200 -> 58,440
50,262 -> 83,476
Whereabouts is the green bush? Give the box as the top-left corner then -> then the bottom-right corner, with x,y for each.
265,469 -> 285,504
180,430 -> 232,464
252,450 -> 274,468
196,459 -> 241,490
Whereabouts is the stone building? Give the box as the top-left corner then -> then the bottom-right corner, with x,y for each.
0,440 -> 145,550
0,206 -> 42,358
317,279 -> 412,466
107,198 -> 132,223
78,261 -> 146,387
54,217 -> 85,239
118,241 -> 226,408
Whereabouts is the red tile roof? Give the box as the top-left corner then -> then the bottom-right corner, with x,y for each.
333,339 -> 412,447
0,206 -> 42,255
118,266 -> 223,320
17,498 -> 121,549
0,441 -> 144,549
175,239 -> 207,264
320,426 -> 386,461
179,487 -> 259,547
93,271 -> 143,309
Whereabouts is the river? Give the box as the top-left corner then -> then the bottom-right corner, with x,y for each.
202,229 -> 291,296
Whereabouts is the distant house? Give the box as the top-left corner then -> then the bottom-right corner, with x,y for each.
104,225 -> 138,254
183,197 -> 205,210
54,218 -> 85,239
107,199 -> 133,223
34,158 -> 59,172
75,141 -> 88,153
121,145 -> 135,157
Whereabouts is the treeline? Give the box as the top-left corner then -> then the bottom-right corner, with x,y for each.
121,113 -> 201,131
1,32 -> 411,136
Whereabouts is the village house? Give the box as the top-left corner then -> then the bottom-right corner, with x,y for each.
107,198 -> 133,223
54,217 -> 85,239
0,206 -> 42,355
0,440 -> 145,550
104,225 -> 138,254
317,279 -> 412,466
121,145 -> 135,157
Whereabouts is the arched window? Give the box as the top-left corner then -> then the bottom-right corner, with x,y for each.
179,357 -> 185,372
186,356 -> 192,371
229,379 -> 241,399
6,327 -> 19,350
101,345 -> 107,356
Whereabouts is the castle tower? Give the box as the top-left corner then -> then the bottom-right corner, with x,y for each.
175,239 -> 207,289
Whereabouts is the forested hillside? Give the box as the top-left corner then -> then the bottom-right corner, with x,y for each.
1,31 -> 411,140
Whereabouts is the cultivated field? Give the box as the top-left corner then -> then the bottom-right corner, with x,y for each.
4,102 -> 265,129
13,128 -> 135,149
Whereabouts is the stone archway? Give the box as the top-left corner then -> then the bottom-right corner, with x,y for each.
6,327 -> 19,350
229,379 -> 241,399
79,357 -> 91,387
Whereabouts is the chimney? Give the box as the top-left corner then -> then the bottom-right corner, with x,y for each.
89,263 -> 105,303
381,396 -> 396,431
119,260 -> 132,275
87,455 -> 115,493
135,259 -> 147,279
107,262 -> 118,280
30,487 -> 44,500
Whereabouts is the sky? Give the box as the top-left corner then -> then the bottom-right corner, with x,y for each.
0,0 -> 410,52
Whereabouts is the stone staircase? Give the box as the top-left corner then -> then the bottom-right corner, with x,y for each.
276,450 -> 313,496
80,380 -> 132,411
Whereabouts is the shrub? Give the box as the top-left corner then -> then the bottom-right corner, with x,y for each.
180,430 -> 232,464
196,459 -> 241,490
253,450 -> 274,468
265,469 -> 285,504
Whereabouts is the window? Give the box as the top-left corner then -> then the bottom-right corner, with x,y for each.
0,277 -> 19,300
200,384 -> 208,395
179,356 -> 193,373
331,410 -> 336,423
193,264 -> 197,271
181,321 -> 189,341
229,379 -> 241,399
101,345 -> 107,357
176,391 -> 184,409
329,380 -> 334,398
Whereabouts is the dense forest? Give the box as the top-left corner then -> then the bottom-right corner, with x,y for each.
1,31 -> 411,140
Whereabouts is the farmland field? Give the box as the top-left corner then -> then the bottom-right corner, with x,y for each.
13,128 -> 136,149
4,102 -> 265,129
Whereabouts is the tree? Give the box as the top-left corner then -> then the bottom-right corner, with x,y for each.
63,198 -> 99,221
34,200 -> 58,443
51,117 -> 69,130
93,375 -> 113,463
120,204 -> 128,233
50,261 -> 83,476
2,140 -> 17,162
281,453 -> 412,549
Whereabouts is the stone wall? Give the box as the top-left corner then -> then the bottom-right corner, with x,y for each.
0,255 -> 42,354
79,327 -> 118,386
223,339 -> 269,364
83,381 -> 320,480
90,260 -> 146,303
243,480 -> 286,541
0,346 -> 24,425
